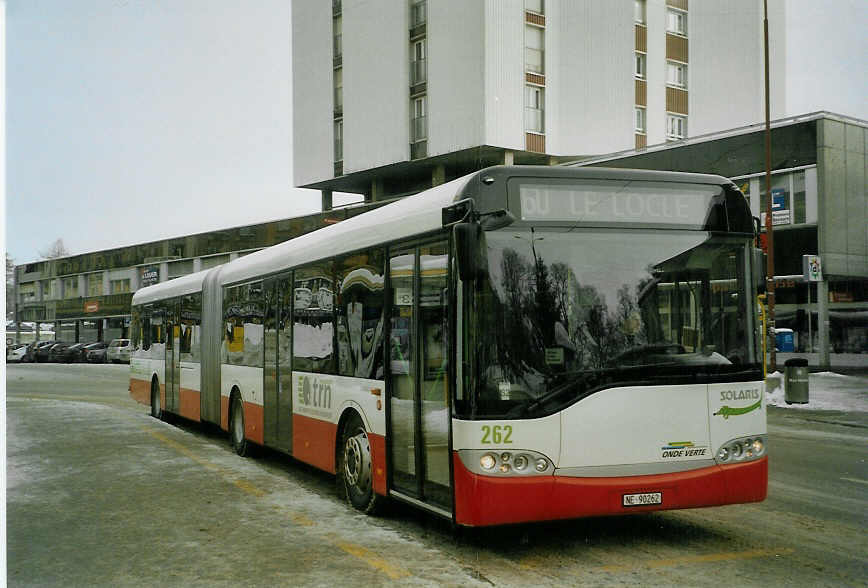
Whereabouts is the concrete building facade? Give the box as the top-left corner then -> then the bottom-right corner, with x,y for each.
11,203 -> 385,345
292,0 -> 785,201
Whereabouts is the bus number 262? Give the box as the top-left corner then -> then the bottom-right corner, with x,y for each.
481,425 -> 513,445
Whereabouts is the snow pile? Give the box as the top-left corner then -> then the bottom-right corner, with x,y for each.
766,371 -> 868,412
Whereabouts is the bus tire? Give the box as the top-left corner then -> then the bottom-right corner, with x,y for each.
339,413 -> 382,514
150,378 -> 162,419
230,391 -> 251,457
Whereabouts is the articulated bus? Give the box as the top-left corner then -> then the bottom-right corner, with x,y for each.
129,166 -> 767,526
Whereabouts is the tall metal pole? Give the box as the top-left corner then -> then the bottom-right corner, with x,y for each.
763,0 -> 776,372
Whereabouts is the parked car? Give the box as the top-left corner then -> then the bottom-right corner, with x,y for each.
48,342 -> 73,362
107,339 -> 132,363
6,343 -> 28,362
58,343 -> 89,363
33,341 -> 57,363
84,342 -> 109,363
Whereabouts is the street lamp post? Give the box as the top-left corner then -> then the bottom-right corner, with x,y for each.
763,0 -> 776,373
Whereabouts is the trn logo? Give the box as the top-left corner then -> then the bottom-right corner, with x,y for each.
297,375 -> 333,409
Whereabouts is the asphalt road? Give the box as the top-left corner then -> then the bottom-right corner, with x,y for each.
6,363 -> 868,586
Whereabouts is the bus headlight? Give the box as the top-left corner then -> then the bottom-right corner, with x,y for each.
461,449 -> 553,476
714,435 -> 767,465
751,438 -> 764,455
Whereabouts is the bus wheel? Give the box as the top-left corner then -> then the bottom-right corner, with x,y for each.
339,413 -> 382,514
230,392 -> 251,457
150,379 -> 162,419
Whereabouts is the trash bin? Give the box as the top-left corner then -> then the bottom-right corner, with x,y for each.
784,358 -> 809,404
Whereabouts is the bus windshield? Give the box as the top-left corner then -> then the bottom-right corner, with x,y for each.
463,227 -> 758,420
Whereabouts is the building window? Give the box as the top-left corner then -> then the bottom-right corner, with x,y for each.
410,0 -> 426,27
635,52 -> 646,79
333,68 -> 343,114
666,8 -> 687,36
666,114 -> 687,140
525,0 -> 544,15
524,85 -> 544,133
334,119 -> 343,162
333,15 -> 342,58
411,96 -> 427,142
525,25 -> 544,74
634,0 -> 646,24
635,107 -> 646,133
63,277 -> 79,299
666,61 -> 687,88
411,39 -> 427,85
87,273 -> 103,297
110,279 -> 131,294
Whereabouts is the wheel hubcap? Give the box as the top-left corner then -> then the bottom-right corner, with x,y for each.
343,431 -> 371,490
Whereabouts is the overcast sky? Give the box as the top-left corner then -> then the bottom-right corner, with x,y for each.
5,0 -> 867,264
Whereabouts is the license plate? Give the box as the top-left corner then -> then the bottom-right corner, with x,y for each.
622,492 -> 663,507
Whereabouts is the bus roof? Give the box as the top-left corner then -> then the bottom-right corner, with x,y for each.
132,166 -> 738,305
132,267 -> 213,306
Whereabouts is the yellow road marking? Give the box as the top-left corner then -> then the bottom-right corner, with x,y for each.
146,427 -> 412,579
600,547 -> 795,573
334,541 -> 411,580
147,430 -> 266,497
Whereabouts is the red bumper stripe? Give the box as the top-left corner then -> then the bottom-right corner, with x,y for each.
453,452 -> 768,527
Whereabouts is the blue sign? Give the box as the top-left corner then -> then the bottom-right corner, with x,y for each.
772,188 -> 787,210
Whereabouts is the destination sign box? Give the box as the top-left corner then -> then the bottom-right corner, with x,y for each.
518,182 -> 720,226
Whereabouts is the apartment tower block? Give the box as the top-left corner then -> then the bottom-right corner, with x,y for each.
292,0 -> 785,203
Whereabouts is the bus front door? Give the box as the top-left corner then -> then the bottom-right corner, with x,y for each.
165,301 -> 180,414
263,277 -> 292,452
388,242 -> 452,513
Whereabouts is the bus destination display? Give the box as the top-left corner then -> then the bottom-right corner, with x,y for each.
518,182 -> 719,226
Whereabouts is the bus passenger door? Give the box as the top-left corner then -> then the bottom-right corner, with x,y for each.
263,277 -> 292,452
387,242 -> 452,513
165,300 -> 180,413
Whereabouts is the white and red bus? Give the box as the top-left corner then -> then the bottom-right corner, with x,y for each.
130,165 -> 767,526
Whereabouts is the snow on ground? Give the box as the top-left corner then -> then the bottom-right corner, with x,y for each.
766,371 -> 868,412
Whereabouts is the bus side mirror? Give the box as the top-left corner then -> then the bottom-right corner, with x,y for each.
454,223 -> 487,282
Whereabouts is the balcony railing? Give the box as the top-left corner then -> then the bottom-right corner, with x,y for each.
410,58 -> 427,86
410,140 -> 427,160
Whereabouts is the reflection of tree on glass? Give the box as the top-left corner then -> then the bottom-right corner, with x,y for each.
475,229 -> 755,418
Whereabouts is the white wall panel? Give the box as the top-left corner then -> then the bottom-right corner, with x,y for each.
556,0 -> 633,155
483,0 -> 524,151
689,0 -> 765,137
291,1 -> 333,187
343,0 -> 409,175
428,0 -> 485,157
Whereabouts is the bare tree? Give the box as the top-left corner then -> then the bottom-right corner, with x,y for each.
39,238 -> 70,259
6,253 -> 15,321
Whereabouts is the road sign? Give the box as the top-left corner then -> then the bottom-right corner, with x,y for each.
802,255 -> 822,282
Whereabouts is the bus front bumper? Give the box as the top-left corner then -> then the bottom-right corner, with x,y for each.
452,452 -> 768,527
